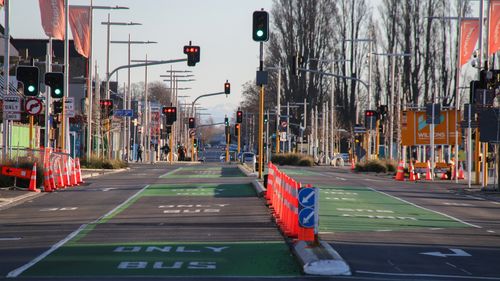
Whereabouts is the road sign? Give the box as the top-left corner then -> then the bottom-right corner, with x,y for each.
113,109 -> 134,117
298,208 -> 315,228
65,97 -> 75,117
354,126 -> 366,134
3,96 -> 21,113
4,112 -> 21,121
420,248 -> 471,258
281,120 -> 288,128
25,97 -> 43,115
189,128 -> 196,137
298,187 -> 316,208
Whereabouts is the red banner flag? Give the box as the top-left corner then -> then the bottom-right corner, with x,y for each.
69,6 -> 90,58
0,0 -> 5,7
38,0 -> 65,40
460,19 -> 480,66
489,0 -> 500,56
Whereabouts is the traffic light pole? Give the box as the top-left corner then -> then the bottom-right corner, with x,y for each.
258,42 -> 265,179
190,92 -> 225,114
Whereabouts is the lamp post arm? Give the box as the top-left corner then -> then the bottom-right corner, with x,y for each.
191,92 -> 225,114
299,67 -> 369,89
107,58 -> 187,84
197,122 -> 225,128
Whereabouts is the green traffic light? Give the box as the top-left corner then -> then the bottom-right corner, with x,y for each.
54,89 -> 61,95
28,85 -> 35,92
256,30 -> 264,37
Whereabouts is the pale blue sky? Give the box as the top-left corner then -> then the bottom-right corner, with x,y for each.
2,0 -> 273,122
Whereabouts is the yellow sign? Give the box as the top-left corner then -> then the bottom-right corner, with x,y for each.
401,110 -> 462,146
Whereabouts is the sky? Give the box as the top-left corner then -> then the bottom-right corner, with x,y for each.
2,0 -> 273,123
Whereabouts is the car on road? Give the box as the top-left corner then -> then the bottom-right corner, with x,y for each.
241,152 -> 257,171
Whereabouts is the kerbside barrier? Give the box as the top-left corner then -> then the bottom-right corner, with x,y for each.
266,162 -> 315,241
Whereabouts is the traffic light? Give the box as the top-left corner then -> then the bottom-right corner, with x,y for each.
364,110 -> 378,130
237,110 -> 243,123
188,117 -> 196,128
100,99 -> 113,118
252,10 -> 269,42
224,81 -> 230,95
183,45 -> 200,66
264,114 -> 268,123
163,106 -> 177,125
44,72 -> 64,99
193,138 -> 198,148
235,123 -> 240,136
224,117 -> 229,126
292,55 -> 304,76
16,66 -> 39,96
377,105 -> 388,120
53,100 -> 63,114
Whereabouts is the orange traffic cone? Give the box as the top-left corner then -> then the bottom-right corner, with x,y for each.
69,158 -> 78,186
394,161 -> 405,181
425,160 -> 433,180
408,162 -> 416,181
351,158 -> 355,170
76,158 -> 84,184
56,161 -> 65,188
48,165 -> 56,190
440,171 -> 448,180
28,163 -> 40,192
43,162 -> 52,192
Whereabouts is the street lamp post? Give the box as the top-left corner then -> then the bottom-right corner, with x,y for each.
110,37 -> 157,161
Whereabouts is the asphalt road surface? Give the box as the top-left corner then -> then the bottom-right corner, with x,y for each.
1,162 -> 500,281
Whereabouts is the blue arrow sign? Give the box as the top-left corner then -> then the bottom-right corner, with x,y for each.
298,208 -> 315,228
114,109 -> 133,117
298,188 -> 316,208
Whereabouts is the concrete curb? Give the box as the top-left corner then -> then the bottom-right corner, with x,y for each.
293,240 -> 351,276
251,179 -> 266,198
237,164 -> 257,177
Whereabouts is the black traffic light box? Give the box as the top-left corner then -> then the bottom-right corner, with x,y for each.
163,106 -> 177,125
252,10 -> 269,42
237,110 -> 243,123
364,110 -> 378,130
224,117 -> 229,127
53,100 -> 63,114
44,72 -> 64,99
100,99 -> 113,118
183,45 -> 200,67
188,117 -> 196,128
224,81 -> 230,95
193,138 -> 198,147
16,66 -> 39,96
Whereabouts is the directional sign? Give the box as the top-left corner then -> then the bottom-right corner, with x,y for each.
354,126 -> 366,134
25,97 -> 43,115
298,208 -> 315,228
298,188 -> 316,208
3,96 -> 21,113
1,166 -> 31,179
420,248 -> 471,258
113,109 -> 134,117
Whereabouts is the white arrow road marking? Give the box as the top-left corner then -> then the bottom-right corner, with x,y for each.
420,248 -> 471,258
303,211 -> 315,224
301,190 -> 315,204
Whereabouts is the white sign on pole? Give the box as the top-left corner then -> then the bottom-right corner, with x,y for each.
4,112 -> 21,121
65,97 -> 75,117
3,96 -> 21,113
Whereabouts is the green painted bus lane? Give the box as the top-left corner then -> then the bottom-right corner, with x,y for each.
318,186 -> 471,232
161,166 -> 245,179
20,241 -> 300,277
16,180 -> 301,278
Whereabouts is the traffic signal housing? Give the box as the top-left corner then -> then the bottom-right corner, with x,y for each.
163,106 -> 177,125
235,123 -> 240,136
224,81 -> 230,95
252,10 -> 269,42
44,72 -> 64,99
364,110 -> 378,130
53,100 -> 63,114
100,99 -> 113,118
237,110 -> 243,123
16,66 -> 39,96
224,117 -> 229,127
183,45 -> 200,66
193,138 -> 198,148
188,117 -> 196,128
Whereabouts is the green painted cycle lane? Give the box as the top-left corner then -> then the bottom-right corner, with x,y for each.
317,186 -> 471,232
17,171 -> 301,278
161,166 -> 245,179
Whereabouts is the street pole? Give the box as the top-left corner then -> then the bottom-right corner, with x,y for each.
45,39 -> 52,150
276,61 -> 281,154
2,0 -> 9,160
86,1 -> 93,160
287,102 -> 290,153
62,0 -> 69,153
266,110 -> 269,162
389,55 -> 395,161
258,42 -> 265,179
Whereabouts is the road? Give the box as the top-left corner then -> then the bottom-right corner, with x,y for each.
1,162 -> 500,280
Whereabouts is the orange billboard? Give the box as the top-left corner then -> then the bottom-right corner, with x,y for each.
401,110 -> 462,146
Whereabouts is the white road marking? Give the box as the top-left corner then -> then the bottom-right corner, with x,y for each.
446,262 -> 473,275
367,187 -> 482,229
487,230 -> 496,233
356,270 -> 500,280
444,202 -> 473,206
420,248 -> 471,258
7,184 -> 151,278
160,168 -> 181,177
0,237 -> 21,241
102,188 -> 117,192
466,195 -> 486,201
335,177 -> 346,181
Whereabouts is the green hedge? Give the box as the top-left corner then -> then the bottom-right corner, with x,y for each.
271,153 -> 313,167
354,159 -> 396,173
0,159 -> 44,189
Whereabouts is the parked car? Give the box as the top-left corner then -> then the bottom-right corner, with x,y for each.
241,152 -> 257,171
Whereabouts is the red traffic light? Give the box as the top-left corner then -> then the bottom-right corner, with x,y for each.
224,81 -> 230,94
365,110 -> 377,117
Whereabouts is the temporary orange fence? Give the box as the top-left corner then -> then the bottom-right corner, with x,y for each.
266,162 -> 315,242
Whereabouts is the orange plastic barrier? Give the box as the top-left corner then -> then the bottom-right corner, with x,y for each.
266,162 -> 312,241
